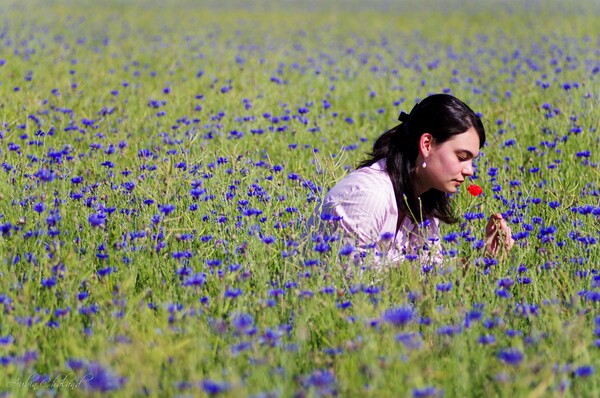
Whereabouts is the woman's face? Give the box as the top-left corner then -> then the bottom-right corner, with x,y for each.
419,127 -> 481,194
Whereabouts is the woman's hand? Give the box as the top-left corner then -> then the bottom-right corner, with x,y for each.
485,213 -> 514,257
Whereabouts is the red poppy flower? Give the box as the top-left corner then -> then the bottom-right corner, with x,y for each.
467,184 -> 483,197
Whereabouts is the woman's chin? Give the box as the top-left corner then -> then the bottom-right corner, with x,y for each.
443,185 -> 459,194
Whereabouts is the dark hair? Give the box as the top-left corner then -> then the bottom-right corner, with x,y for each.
358,93 -> 485,225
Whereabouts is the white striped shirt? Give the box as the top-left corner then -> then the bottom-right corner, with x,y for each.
318,158 -> 443,266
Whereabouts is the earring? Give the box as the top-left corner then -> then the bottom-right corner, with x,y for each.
422,157 -> 428,169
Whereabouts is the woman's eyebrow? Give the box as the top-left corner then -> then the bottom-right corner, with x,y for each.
459,150 -> 478,159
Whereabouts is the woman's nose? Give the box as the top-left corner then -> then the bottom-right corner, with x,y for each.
462,162 -> 474,176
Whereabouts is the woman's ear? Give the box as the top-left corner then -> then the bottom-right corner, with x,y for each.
419,133 -> 433,157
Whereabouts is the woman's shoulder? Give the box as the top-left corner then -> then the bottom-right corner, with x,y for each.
324,160 -> 392,201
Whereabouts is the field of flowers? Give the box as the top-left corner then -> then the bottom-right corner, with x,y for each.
1,0 -> 599,396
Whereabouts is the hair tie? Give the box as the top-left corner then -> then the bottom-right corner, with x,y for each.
398,111 -> 410,122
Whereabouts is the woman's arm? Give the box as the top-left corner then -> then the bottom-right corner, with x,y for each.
321,188 -> 389,250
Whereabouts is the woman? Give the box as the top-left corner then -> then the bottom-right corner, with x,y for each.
318,94 -> 514,266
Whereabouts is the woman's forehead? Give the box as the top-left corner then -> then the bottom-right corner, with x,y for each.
442,127 -> 480,154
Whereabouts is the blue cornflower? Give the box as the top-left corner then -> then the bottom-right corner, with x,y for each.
576,150 -> 591,158
548,201 -> 560,208
206,258 -> 223,267
302,369 -> 337,394
437,325 -> 461,336
396,332 -> 422,349
35,168 -> 56,182
0,335 -> 13,345
513,231 -> 529,240
121,181 -> 135,192
159,204 -> 175,215
381,231 -> 395,241
436,282 -> 452,292
413,386 -> 443,397
538,225 -> 556,237
320,286 -> 335,294
88,213 -> 106,227
443,232 -> 459,243
41,277 -> 57,288
190,187 -> 206,199
78,291 -> 89,301
572,365 -> 594,378
339,244 -> 354,256
268,289 -> 285,297
497,348 -> 524,365
202,379 -> 230,395
224,288 -> 242,298
262,236 -> 276,244
172,251 -> 193,261
478,335 -> 496,345
314,243 -> 330,253
138,149 -> 154,158
82,362 -> 127,392
231,313 -> 254,332
382,306 -> 414,327
497,277 -> 514,288
304,259 -> 319,267
97,267 -> 115,277
183,273 -> 206,287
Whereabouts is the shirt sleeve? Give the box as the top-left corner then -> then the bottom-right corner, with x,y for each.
321,186 -> 390,250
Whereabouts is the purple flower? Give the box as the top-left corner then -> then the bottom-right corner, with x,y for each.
437,325 -> 461,336
224,288 -> 242,298
478,335 -> 496,345
396,332 -> 422,349
82,362 -> 127,392
190,187 -> 206,199
443,232 -> 459,243
497,348 -> 524,365
35,168 -> 56,182
183,273 -> 206,287
88,213 -> 106,227
262,236 -> 276,244
268,289 -> 285,297
201,379 -> 230,395
41,277 -> 57,288
0,335 -> 14,345
314,242 -> 330,253
381,231 -> 395,241
339,244 -> 354,256
572,365 -> 594,378
159,204 -> 176,215
231,313 -> 254,331
436,282 -> 452,292
301,369 -> 337,395
206,259 -> 222,267
66,358 -> 87,371
97,266 -> 115,278
121,181 -> 135,192
413,386 -> 443,397
383,306 -> 414,327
